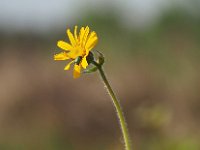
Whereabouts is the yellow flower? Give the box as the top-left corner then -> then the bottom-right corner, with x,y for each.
54,26 -> 98,78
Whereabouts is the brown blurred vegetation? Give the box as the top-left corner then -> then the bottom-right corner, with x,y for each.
0,8 -> 200,150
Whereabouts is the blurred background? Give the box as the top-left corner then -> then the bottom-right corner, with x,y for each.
0,0 -> 200,149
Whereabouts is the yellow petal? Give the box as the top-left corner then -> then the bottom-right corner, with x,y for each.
81,56 -> 88,69
74,26 -> 78,42
85,36 -> 98,52
64,61 -> 73,70
79,27 -> 85,44
86,31 -> 97,43
54,52 -> 69,60
85,31 -> 97,48
66,47 -> 82,59
57,41 -> 73,51
82,26 -> 90,46
67,29 -> 76,46
73,64 -> 81,78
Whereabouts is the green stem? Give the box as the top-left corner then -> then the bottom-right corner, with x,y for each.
92,61 -> 132,150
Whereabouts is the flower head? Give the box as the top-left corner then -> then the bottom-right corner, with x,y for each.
54,26 -> 98,78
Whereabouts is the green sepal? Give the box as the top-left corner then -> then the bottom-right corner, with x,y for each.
86,52 -> 94,64
83,66 -> 98,74
74,56 -> 82,65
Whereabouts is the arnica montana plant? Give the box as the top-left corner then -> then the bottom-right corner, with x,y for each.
54,26 -> 132,150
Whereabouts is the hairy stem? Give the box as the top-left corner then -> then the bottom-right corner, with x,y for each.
92,61 -> 131,150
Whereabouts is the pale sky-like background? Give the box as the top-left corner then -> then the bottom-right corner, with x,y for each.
0,0 -> 199,33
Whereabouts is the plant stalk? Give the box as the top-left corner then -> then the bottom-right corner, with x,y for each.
92,61 -> 131,150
